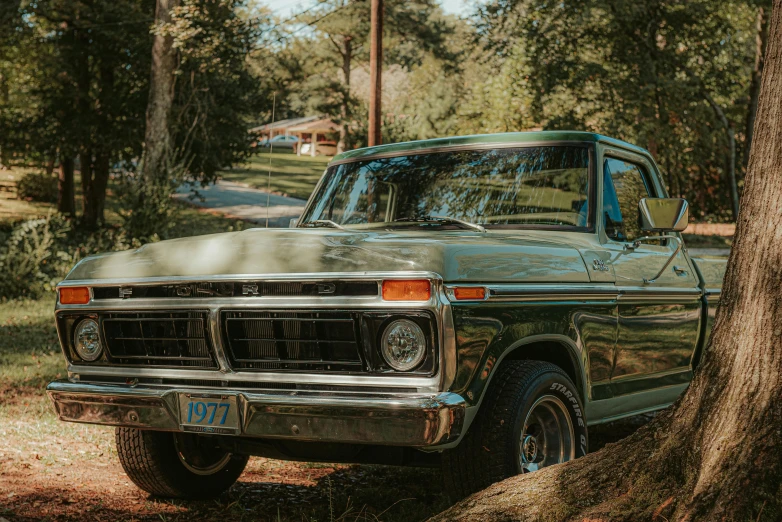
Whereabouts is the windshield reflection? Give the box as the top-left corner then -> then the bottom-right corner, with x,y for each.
300,146 -> 592,230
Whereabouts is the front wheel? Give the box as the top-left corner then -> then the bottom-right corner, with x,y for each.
442,360 -> 588,501
115,428 -> 248,498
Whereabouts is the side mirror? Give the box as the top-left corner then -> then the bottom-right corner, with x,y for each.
639,198 -> 689,232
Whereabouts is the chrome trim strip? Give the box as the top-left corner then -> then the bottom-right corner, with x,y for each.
617,287 -> 703,303
327,140 -> 592,167
484,284 -> 619,302
471,284 -> 702,303
438,287 -> 457,391
609,367 -> 692,385
208,307 -> 232,373
56,297 -> 432,311
66,364 -> 442,391
47,381 -> 466,447
57,271 -> 439,288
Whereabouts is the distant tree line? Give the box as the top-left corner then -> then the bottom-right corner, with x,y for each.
0,0 -> 770,225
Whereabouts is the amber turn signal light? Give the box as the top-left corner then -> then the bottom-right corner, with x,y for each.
453,287 -> 487,300
382,280 -> 431,301
59,287 -> 90,305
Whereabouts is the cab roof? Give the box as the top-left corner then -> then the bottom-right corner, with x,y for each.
331,131 -> 650,164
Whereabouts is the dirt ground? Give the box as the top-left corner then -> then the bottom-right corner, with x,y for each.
0,393 -> 650,522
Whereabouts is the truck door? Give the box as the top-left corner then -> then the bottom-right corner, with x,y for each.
599,149 -> 701,396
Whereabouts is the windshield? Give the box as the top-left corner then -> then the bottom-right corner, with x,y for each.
299,145 -> 593,230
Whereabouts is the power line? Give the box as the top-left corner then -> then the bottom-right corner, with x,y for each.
259,1 -> 357,48
261,0 -> 331,35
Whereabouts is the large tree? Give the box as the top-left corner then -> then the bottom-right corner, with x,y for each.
141,0 -> 180,184
434,2 -> 782,520
468,0 -> 759,222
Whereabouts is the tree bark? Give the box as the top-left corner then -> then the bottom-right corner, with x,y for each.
80,149 -> 96,228
433,2 -> 782,520
141,0 -> 179,182
745,5 -> 770,169
58,156 -> 75,216
45,156 -> 55,177
705,92 -> 739,221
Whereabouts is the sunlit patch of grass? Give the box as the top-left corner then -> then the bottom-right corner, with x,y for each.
0,297 -> 64,400
220,152 -> 329,200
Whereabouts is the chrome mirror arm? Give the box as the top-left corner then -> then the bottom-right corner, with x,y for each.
622,235 -> 683,284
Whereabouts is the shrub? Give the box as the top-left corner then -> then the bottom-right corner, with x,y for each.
116,172 -> 180,243
16,172 -> 58,203
0,213 -> 75,299
0,212 -> 141,300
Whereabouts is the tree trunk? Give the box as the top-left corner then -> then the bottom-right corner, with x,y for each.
141,0 -> 180,182
45,156 -> 55,177
745,5 -> 770,169
80,149 -> 97,228
705,92 -> 740,221
58,156 -> 75,216
433,2 -> 782,520
338,35 -> 352,154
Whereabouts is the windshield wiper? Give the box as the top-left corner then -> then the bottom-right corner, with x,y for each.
393,215 -> 486,233
298,220 -> 345,230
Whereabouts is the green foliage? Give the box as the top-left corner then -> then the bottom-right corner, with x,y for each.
16,172 -> 58,203
0,214 -> 75,299
115,173 -> 179,243
168,0 -> 271,183
465,0 -> 767,220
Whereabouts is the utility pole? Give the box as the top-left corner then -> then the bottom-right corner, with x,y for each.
368,0 -> 383,146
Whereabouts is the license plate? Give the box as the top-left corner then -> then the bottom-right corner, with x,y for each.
178,394 -> 240,435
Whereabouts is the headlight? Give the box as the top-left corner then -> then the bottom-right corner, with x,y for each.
73,318 -> 103,362
380,319 -> 426,371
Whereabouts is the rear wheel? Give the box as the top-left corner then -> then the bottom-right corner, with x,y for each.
115,428 -> 248,498
442,360 -> 588,501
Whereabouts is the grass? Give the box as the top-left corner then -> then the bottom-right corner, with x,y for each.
0,168 -> 53,226
220,152 -> 329,200
0,296 -> 61,400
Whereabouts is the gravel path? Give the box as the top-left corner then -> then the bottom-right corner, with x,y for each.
174,180 -> 307,228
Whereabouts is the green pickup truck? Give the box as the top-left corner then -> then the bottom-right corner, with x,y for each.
47,131 -> 726,500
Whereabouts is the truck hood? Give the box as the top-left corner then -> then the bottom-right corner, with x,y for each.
64,228 -> 590,283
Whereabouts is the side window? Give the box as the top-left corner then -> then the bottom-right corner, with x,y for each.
602,158 -> 653,242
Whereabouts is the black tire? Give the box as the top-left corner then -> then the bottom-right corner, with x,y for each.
115,428 -> 249,499
442,360 -> 588,501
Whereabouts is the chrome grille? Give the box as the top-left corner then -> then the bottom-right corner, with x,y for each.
222,311 -> 364,371
101,311 -> 216,369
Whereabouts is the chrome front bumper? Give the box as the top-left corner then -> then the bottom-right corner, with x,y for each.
46,381 -> 466,447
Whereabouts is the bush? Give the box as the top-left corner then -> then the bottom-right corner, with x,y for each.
0,213 -> 138,300
16,172 -> 58,203
0,213 -> 75,299
116,171 -> 180,243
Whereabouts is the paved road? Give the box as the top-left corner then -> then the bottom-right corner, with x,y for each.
688,248 -> 731,257
174,180 -> 307,228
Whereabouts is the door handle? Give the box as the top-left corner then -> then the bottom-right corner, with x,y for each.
673,265 -> 688,276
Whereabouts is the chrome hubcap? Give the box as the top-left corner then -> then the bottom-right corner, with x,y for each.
174,434 -> 233,476
519,395 -> 575,473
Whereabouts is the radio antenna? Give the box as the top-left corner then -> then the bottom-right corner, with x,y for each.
265,92 -> 276,228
